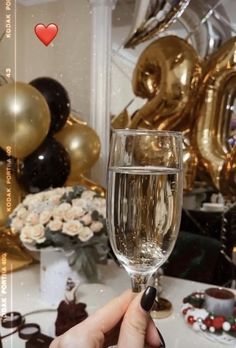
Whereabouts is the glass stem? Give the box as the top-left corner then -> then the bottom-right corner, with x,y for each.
130,273 -> 150,293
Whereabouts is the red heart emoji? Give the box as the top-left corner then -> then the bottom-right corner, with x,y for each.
34,23 -> 58,46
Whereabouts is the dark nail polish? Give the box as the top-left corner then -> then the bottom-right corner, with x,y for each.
156,327 -> 166,348
140,286 -> 157,312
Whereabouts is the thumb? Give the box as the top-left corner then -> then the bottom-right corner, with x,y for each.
117,286 -> 161,348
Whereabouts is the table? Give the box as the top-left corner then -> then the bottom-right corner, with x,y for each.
1,262 -> 233,347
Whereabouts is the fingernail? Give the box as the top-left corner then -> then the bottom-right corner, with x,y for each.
156,327 -> 166,348
140,286 -> 157,312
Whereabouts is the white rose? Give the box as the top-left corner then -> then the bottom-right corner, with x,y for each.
26,212 -> 39,225
20,226 -> 34,243
93,197 -> 106,208
53,203 -> 71,219
72,198 -> 88,209
49,194 -> 61,205
80,213 -> 92,225
62,206 -> 84,221
72,206 -> 85,218
90,221 -> 104,233
52,187 -> 66,195
23,194 -> 34,205
39,211 -> 51,225
31,224 -> 45,243
48,219 -> 63,231
62,221 -> 82,236
11,217 -> 24,233
78,226 -> 94,242
81,190 -> 96,200
16,207 -> 28,220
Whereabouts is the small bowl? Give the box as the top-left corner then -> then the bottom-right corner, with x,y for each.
201,203 -> 224,212
204,287 -> 235,316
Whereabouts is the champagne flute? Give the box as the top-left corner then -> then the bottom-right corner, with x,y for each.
107,129 -> 183,292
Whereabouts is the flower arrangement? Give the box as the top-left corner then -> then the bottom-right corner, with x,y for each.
9,186 -> 108,281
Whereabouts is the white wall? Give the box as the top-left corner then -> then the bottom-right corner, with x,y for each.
0,0 -> 92,120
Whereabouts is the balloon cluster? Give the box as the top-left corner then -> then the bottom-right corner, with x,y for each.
113,35 -> 236,198
0,77 -> 101,225
124,0 -> 190,48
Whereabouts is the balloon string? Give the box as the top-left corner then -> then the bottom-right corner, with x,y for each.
185,0 -> 222,41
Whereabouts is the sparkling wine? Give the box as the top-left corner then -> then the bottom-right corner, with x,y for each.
107,167 -> 182,276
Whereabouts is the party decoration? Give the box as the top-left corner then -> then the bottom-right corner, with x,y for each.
129,36 -> 202,130
0,227 -> 33,273
177,0 -> 232,58
220,150 -> 236,198
181,291 -> 236,344
55,123 -> 101,180
111,108 -> 129,130
17,137 -> 71,193
0,147 -> 8,161
196,37 -> 236,195
124,0 -> 190,48
67,113 -> 87,126
0,82 -> 50,159
126,35 -> 201,191
9,186 -> 108,281
30,77 -> 71,134
0,161 -> 23,226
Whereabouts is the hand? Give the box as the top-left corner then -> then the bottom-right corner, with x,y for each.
50,286 -> 165,348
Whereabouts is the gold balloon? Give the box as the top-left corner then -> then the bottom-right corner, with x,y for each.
55,123 -> 101,180
0,82 -> 50,159
0,227 -> 33,273
124,0 -> 190,48
0,161 -> 23,226
126,36 -> 202,191
220,151 -> 236,198
182,137 -> 198,192
129,36 -> 202,131
66,174 -> 106,198
67,114 -> 87,126
196,37 -> 236,194
111,108 -> 129,130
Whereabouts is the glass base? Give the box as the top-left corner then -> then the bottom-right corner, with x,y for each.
151,297 -> 173,319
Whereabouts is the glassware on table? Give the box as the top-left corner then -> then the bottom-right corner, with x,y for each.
107,129 -> 183,293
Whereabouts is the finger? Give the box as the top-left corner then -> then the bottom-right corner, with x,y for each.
49,337 -> 59,348
104,319 -> 122,348
145,319 -> 162,347
49,290 -> 135,348
117,286 -> 160,348
86,289 -> 136,332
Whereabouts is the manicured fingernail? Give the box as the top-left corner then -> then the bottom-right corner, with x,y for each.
156,327 -> 166,348
140,286 -> 157,312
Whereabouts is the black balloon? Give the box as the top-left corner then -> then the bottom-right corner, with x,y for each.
18,138 -> 71,193
30,77 -> 71,134
0,147 -> 7,161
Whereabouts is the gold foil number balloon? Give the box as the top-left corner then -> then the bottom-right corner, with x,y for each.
128,35 -> 202,191
124,0 -> 190,49
0,82 -> 50,159
129,36 -> 202,130
55,123 -> 101,180
196,37 -> 236,195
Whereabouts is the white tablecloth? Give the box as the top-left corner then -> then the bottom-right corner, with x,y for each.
0,262 -> 233,347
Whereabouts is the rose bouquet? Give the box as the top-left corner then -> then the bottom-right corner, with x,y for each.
9,186 -> 108,281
